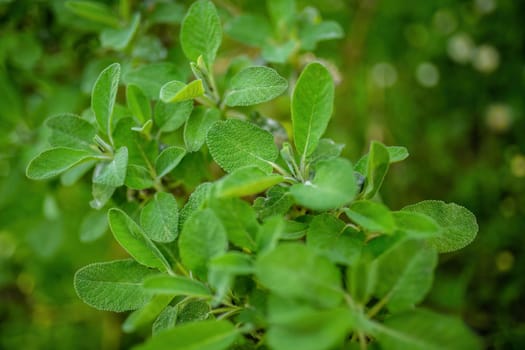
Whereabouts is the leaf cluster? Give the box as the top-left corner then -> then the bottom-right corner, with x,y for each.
26,1 -> 481,349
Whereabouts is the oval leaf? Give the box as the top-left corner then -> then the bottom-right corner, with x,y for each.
290,158 -> 357,211
224,66 -> 288,107
178,208 -> 228,278
256,243 -> 343,308
180,0 -> 222,66
184,107 -> 221,152
74,259 -> 156,312
374,239 -> 438,311
46,113 -> 97,150
292,62 -> 334,161
214,166 -> 284,198
392,211 -> 442,237
344,200 -> 396,234
402,200 -> 478,253
373,309 -> 482,350
27,147 -> 100,180
134,320 -> 238,350
93,146 -> 128,187
206,119 -> 278,174
160,79 -> 204,103
140,192 -> 179,243
123,295 -> 173,333
108,208 -> 170,271
155,146 -> 186,178
127,83 -> 151,124
143,274 -> 211,297
92,62 -> 120,136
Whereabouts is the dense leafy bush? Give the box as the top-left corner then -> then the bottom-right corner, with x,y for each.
23,1 -> 483,349
3,0 -> 525,349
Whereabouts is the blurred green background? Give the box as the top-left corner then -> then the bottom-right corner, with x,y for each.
1,0 -> 524,349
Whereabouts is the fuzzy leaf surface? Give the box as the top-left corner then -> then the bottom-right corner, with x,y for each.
292,62 -> 334,160
224,66 -> 288,107
207,119 -> 278,174
402,200 -> 478,253
74,259 -> 156,312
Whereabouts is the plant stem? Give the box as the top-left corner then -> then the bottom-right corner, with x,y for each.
269,161 -> 292,178
367,293 -> 391,318
358,331 -> 367,350
175,261 -> 190,277
217,308 -> 241,320
94,135 -> 113,154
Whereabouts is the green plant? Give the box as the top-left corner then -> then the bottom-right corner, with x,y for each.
25,1 -> 481,349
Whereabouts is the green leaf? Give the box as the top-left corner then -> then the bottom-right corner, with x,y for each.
152,306 -> 177,335
392,211 -> 442,238
155,146 -> 186,178
307,138 -> 345,165
112,118 -> 157,168
60,160 -> 97,186
140,192 -> 179,243
65,1 -> 120,28
267,0 -> 295,28
355,145 -> 408,174
178,208 -> 228,278
143,275 -> 211,297
307,214 -> 362,265
180,0 -> 222,66
160,79 -> 204,103
125,165 -> 155,190
80,210 -> 108,242
299,20 -> 344,51
92,62 -> 120,137
254,185 -> 294,221
209,197 -> 258,250
207,119 -> 278,174
262,41 -> 297,64
179,182 -> 212,231
26,147 -> 100,180
344,200 -> 396,234
372,309 -> 482,350
184,107 -> 220,152
176,300 -> 210,324
267,299 -> 353,350
224,66 -> 288,107
402,200 -> 478,253
74,259 -> 156,312
93,146 -> 128,187
374,239 -> 438,311
362,141 -> 390,199
292,62 -> 334,161
108,208 -> 170,271
290,158 -> 357,210
256,216 -> 284,253
123,295 -> 173,333
134,320 -> 238,350
225,15 -> 271,47
155,100 -> 193,133
124,63 -> 184,99
256,243 -> 343,308
386,146 -> 409,162
282,220 -> 308,240
100,13 -> 140,50
214,166 -> 284,198
126,83 -> 151,124
46,113 -> 97,150
90,183 -> 116,209
209,251 -> 254,275
347,255 -> 377,304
